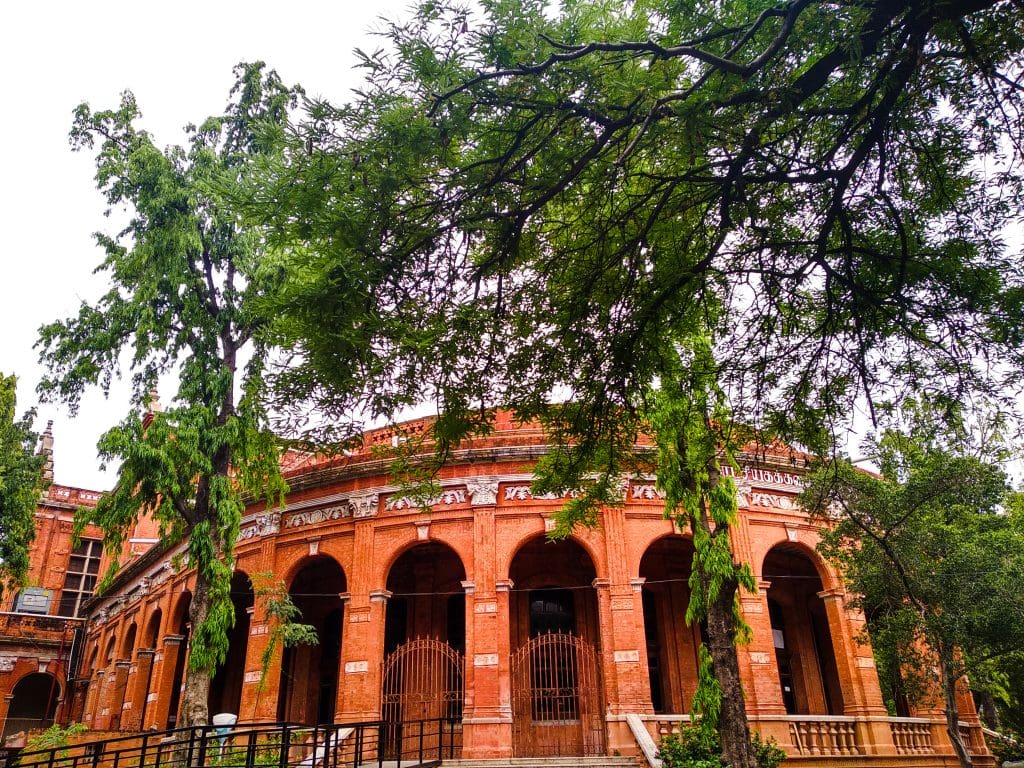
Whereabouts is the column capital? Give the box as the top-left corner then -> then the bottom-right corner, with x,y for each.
461,580 -> 475,595
495,579 -> 514,593
629,577 -> 646,593
817,587 -> 846,601
592,578 -> 611,590
163,634 -> 186,647
369,588 -> 392,604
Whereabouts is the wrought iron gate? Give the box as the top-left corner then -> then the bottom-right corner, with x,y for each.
511,631 -> 604,757
381,638 -> 464,757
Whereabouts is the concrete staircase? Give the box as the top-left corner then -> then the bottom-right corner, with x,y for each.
442,758 -> 640,768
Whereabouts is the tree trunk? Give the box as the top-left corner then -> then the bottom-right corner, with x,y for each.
178,570 -> 214,730
705,576 -> 758,768
939,651 -> 972,768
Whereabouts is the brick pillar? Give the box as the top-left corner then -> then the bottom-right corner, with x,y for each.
337,589 -> 388,720
462,576 -> 513,759
84,670 -> 103,728
741,580 -> 786,716
240,604 -> 277,723
127,649 -> 155,731
147,635 -> 185,730
93,666 -> 115,730
818,589 -> 893,756
108,660 -> 131,730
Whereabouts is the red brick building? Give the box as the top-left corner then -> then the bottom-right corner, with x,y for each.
11,415 -> 993,766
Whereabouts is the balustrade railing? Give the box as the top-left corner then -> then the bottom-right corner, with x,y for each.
787,717 -> 862,756
890,719 -> 935,754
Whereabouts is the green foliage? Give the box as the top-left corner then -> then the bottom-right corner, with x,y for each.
0,374 -> 46,591
657,724 -> 785,768
24,722 -> 88,762
987,732 -> 1024,764
36,62 -> 299,726
802,401 -> 1024,766
251,572 -> 319,692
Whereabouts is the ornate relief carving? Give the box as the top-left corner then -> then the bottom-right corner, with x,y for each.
466,479 -> 499,506
386,489 -> 464,511
630,483 -> 666,501
0,657 -> 15,672
239,511 -> 281,540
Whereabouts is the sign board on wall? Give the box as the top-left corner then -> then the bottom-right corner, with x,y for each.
14,587 -> 52,614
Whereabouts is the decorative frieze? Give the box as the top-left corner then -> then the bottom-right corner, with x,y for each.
503,485 -> 582,502
386,489 -> 465,511
238,512 -> 281,541
285,493 -> 379,528
0,657 -> 15,673
466,479 -> 499,506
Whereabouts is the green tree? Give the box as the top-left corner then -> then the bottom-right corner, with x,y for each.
0,373 -> 46,592
36,63 -> 298,729
802,409 -> 1024,768
248,2 -> 1024,764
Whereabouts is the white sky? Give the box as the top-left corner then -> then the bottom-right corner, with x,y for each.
0,0 -> 414,491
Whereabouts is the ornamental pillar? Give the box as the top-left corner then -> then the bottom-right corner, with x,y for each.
742,580 -> 786,716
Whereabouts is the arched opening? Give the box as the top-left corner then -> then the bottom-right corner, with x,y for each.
3,673 -> 60,739
144,609 -> 163,648
277,556 -> 346,725
209,572 -> 255,717
763,545 -> 844,715
508,535 -> 603,757
166,592 -> 192,729
639,535 -> 700,714
381,542 -> 467,752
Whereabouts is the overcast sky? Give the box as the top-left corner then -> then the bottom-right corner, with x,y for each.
0,0 -> 413,490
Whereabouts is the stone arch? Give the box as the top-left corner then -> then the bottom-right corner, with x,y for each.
384,541 -> 468,654
3,673 -> 60,739
209,571 -> 255,717
762,543 -> 844,715
277,555 -> 347,725
638,534 -> 700,714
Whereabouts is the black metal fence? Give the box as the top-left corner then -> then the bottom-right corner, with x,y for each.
0,718 -> 460,768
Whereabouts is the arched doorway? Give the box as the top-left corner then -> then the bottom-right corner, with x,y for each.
166,592 -> 192,729
3,673 -> 59,739
508,536 -> 604,757
763,545 -> 844,715
381,543 -> 467,757
639,535 -> 701,714
277,556 -> 346,725
209,572 -> 254,717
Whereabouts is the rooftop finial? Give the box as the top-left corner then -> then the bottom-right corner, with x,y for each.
39,420 -> 54,483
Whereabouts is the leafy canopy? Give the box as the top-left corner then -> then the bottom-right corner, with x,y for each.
36,63 -> 299,725
0,374 -> 46,591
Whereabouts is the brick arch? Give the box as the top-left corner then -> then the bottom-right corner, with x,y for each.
498,527 -> 606,583
757,535 -> 839,591
280,552 -> 348,593
120,621 -> 138,658
373,533 -> 472,593
633,531 -> 693,579
762,541 -> 845,716
170,589 -> 193,634
144,607 -> 163,648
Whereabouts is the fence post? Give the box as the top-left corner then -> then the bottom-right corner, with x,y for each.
277,725 -> 291,768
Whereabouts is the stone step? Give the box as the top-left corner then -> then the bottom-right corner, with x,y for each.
442,757 -> 639,768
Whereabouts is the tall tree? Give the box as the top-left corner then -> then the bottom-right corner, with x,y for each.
36,63 -> 297,729
801,407 -> 1024,768
0,374 -> 46,593
249,1 -> 1024,763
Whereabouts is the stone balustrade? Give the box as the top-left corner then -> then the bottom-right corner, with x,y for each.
891,718 -> 936,754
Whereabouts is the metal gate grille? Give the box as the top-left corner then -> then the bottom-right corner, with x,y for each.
381,638 -> 464,757
511,631 -> 604,757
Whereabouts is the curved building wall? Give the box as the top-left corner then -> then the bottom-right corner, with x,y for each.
74,416 -> 989,764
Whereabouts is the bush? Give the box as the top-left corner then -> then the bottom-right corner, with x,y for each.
658,724 -> 786,768
988,732 -> 1024,765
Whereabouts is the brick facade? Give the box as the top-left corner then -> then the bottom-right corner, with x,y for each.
7,415 -> 993,766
